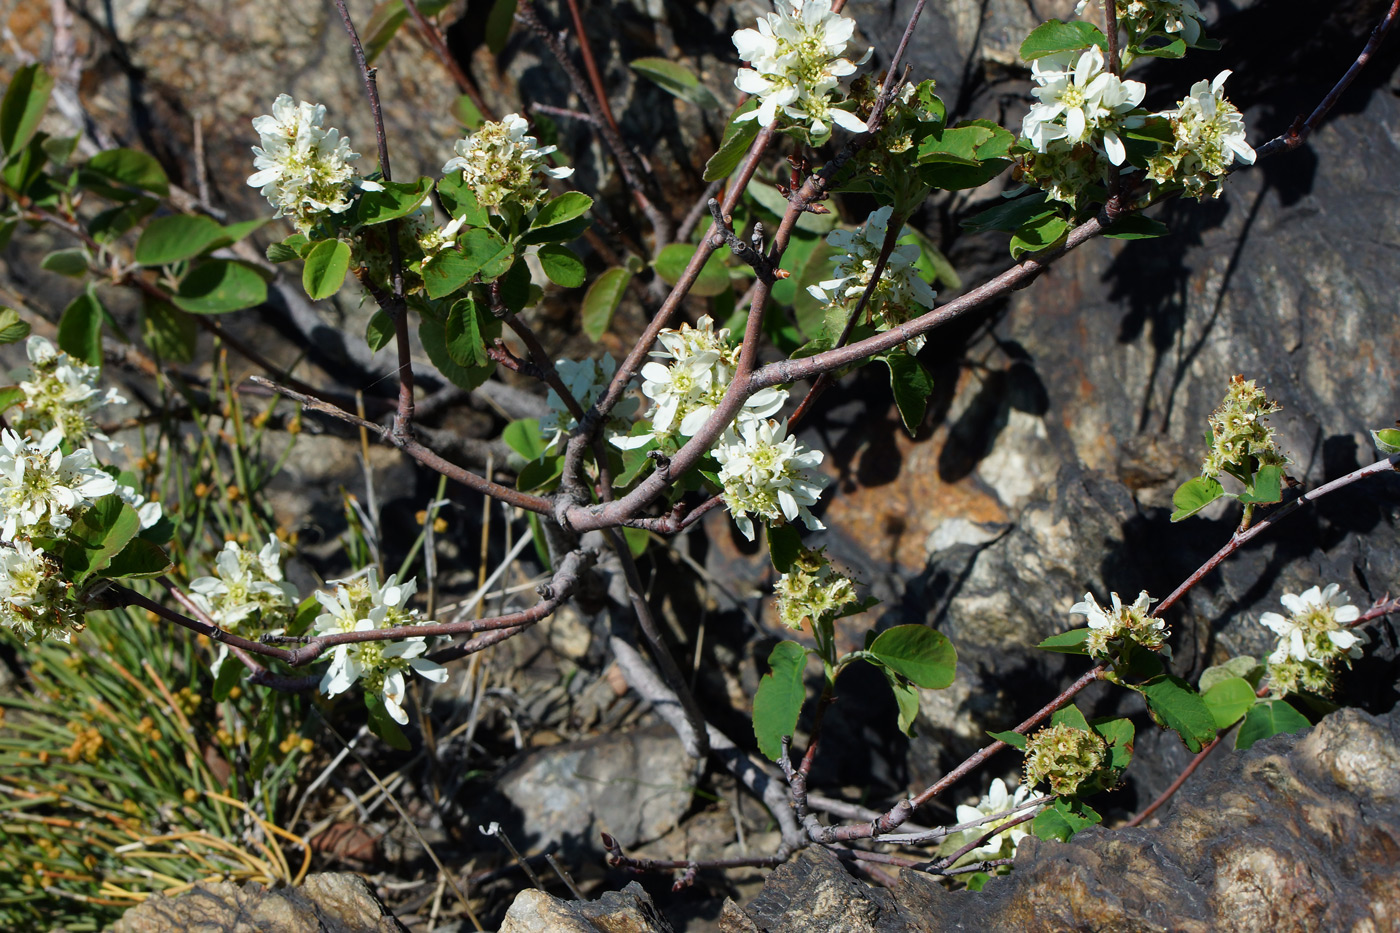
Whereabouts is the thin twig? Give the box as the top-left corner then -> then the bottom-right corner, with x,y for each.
1126,735 -> 1221,827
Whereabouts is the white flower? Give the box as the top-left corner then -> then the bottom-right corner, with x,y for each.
5,336 -> 124,448
0,540 -> 84,644
189,540 -> 297,633
952,778 -> 1037,861
612,316 -> 787,451
1260,584 -> 1366,666
1021,46 -> 1145,165
1075,1 -> 1205,44
441,113 -> 573,212
0,429 -> 117,540
539,355 -> 637,453
1147,70 -> 1254,199
314,569 -> 447,723
114,481 -> 163,530
1070,589 -> 1166,656
805,206 -> 936,352
732,0 -> 871,138
247,94 -> 381,232
713,418 -> 829,541
415,213 -> 466,259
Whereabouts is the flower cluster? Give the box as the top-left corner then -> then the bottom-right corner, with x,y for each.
441,113 -> 573,212
1260,584 -> 1367,697
714,418 -> 829,541
0,540 -> 83,644
189,540 -> 297,634
313,570 -> 447,724
1022,47 -> 1145,167
612,316 -> 786,451
1147,71 -> 1255,199
773,547 -> 858,631
540,355 -> 636,453
5,337 -> 124,448
247,95 -> 381,232
732,0 -> 870,138
1070,589 -> 1166,657
806,207 -> 937,351
949,778 -> 1037,862
1201,375 -> 1286,481
0,429 -> 116,541
1023,722 -> 1108,795
1078,0 -> 1206,47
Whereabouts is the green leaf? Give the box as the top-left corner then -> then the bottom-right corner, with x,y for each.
1031,797 -> 1101,842
884,349 -> 934,436
173,260 -> 267,314
883,669 -> 920,736
436,172 -> 490,227
1092,717 -> 1136,771
1010,213 -> 1071,260
918,125 -> 994,165
266,240 -> 304,264
85,148 -> 169,196
362,0 -> 409,64
581,267 -> 630,342
1135,37 -> 1187,59
517,454 -> 564,492
503,418 -> 547,461
141,298 -> 197,363
485,0 -> 518,55
1239,463 -> 1285,505
1199,655 -> 1262,693
422,249 -> 473,299
1170,474 -> 1225,521
287,595 -> 322,638
366,309 -> 395,352
354,177 -> 433,226
1202,677 -> 1257,731
99,537 -> 173,579
87,198 -> 157,244
445,297 -> 487,367
461,227 -> 515,282
654,243 -> 730,298
211,654 -> 244,702
0,307 -> 30,345
0,217 -> 17,252
365,693 -> 412,750
1139,674 -> 1218,753
420,314 -> 497,391
704,101 -> 761,182
452,94 -> 485,131
302,239 -> 352,300
57,287 -> 104,366
40,248 -> 87,278
915,122 -> 1014,191
0,64 -> 54,159
630,57 -> 722,109
63,495 -> 140,583
1050,704 -> 1091,732
1102,214 -> 1170,240
537,244 -> 586,288
988,729 -> 1027,749
867,625 -> 956,689
767,524 -> 804,575
134,214 -> 224,265
1037,628 -> 1092,655
1372,428 -> 1400,455
1019,20 -> 1108,61
623,527 -> 650,559
1235,699 -> 1311,751
753,640 -> 808,761
531,191 -> 594,232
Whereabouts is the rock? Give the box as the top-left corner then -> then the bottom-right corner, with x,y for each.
719,706 -> 1400,932
480,724 -> 699,857
499,882 -> 676,933
109,873 -> 407,933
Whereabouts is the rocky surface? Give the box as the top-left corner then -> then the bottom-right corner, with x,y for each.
499,882 -> 675,933
108,873 -> 408,933
714,705 -> 1400,932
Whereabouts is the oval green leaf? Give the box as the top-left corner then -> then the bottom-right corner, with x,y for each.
753,640 -> 808,761
581,267 -> 630,342
1235,699 -> 1311,751
867,625 -> 956,689
537,244 -> 586,288
1019,20 -> 1107,61
355,177 -> 433,226
531,192 -> 594,231
134,214 -> 224,265
1202,676 -> 1257,730
654,243 -> 730,298
86,148 -> 169,196
173,260 -> 268,314
445,297 -> 486,367
0,64 -> 54,159
57,288 -> 104,366
1139,674 -> 1217,753
302,239 -> 352,300
629,57 -> 721,109
0,306 -> 31,345
1171,474 -> 1225,522
40,248 -> 89,277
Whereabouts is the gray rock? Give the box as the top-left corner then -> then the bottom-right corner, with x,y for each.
499,882 -> 676,933
108,873 -> 407,933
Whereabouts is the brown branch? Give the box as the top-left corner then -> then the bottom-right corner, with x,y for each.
1125,735 -> 1222,827
563,0 -> 619,135
402,0 -> 495,121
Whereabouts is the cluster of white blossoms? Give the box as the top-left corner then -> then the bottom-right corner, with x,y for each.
1070,589 -> 1167,658
1260,584 -> 1368,697
1147,71 -> 1255,199
1022,47 -> 1146,167
0,540 -> 83,643
1200,375 -> 1285,480
247,95 -> 381,232
773,547 -> 858,632
189,540 -> 298,634
949,778 -> 1038,862
442,113 -> 574,212
612,316 -> 786,451
0,429 -> 117,541
714,418 -> 829,541
313,569 -> 447,724
5,337 -> 124,448
732,0 -> 871,138
539,355 -> 636,453
1076,0 -> 1206,47
806,206 -> 937,352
